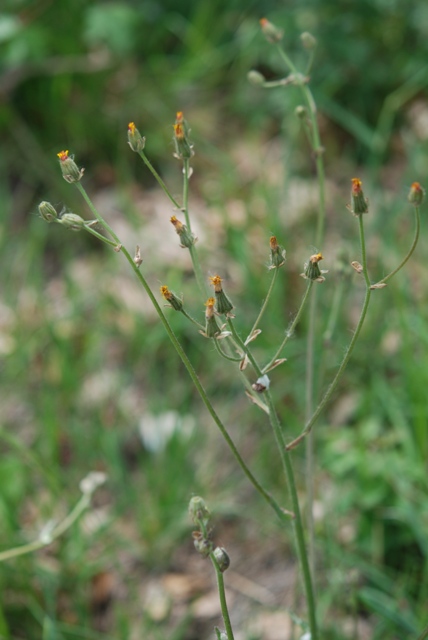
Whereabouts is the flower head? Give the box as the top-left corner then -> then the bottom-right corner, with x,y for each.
57,150 -> 84,183
269,236 -> 286,269
203,297 -> 221,338
259,18 -> 283,43
349,178 -> 369,215
127,122 -> 145,152
301,252 -> 328,282
408,182 -> 425,206
170,215 -> 195,248
173,111 -> 193,160
160,285 -> 183,311
209,275 -> 234,316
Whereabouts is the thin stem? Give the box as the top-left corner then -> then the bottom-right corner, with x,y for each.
264,392 -> 318,640
72,189 -> 284,517
227,318 -> 262,376
138,150 -> 181,209
274,43 -> 326,583
0,493 -> 91,562
210,557 -> 235,640
224,317 -> 318,637
83,224 -> 120,247
182,158 -> 207,296
286,215 -> 372,451
376,206 -> 420,284
322,278 -> 346,344
75,183 -> 121,244
180,309 -> 205,331
247,268 -> 278,340
118,247 -> 287,522
263,280 -> 313,373
305,287 -> 317,581
214,339 -> 242,362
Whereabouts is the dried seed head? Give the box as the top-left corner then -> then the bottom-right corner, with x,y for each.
252,374 -> 270,393
351,261 -> 363,273
133,245 -> 143,267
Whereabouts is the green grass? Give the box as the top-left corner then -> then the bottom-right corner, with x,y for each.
2,3 -> 428,638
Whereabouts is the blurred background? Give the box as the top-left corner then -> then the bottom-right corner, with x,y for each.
1,1 -> 428,638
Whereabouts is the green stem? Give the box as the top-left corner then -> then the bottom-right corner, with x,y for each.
376,206 -> 420,285
214,339 -> 242,362
0,493 -> 91,562
275,43 -> 326,583
305,287 -> 317,580
286,214 -> 372,451
75,183 -> 121,244
83,224 -> 120,247
225,318 -> 318,637
180,309 -> 205,331
182,158 -> 207,296
119,248 -> 287,521
247,268 -> 278,340
265,392 -> 318,640
210,557 -> 235,640
227,318 -> 262,376
138,151 -> 181,209
263,281 -> 313,373
73,187 -> 286,518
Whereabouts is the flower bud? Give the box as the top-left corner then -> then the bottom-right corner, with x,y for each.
269,236 -> 286,269
170,216 -> 195,248
302,252 -> 327,282
173,111 -> 194,160
127,122 -> 146,152
247,70 -> 266,86
188,496 -> 211,525
213,547 -> 230,573
408,182 -> 425,206
160,285 -> 183,311
57,150 -> 84,183
349,178 -> 368,215
215,630 -> 228,640
300,31 -> 317,49
209,275 -> 234,316
295,105 -> 308,119
259,18 -> 283,44
193,533 -> 213,558
59,213 -> 86,231
38,201 -> 58,223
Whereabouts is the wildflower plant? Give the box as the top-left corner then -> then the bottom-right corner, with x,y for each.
36,18 -> 425,640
